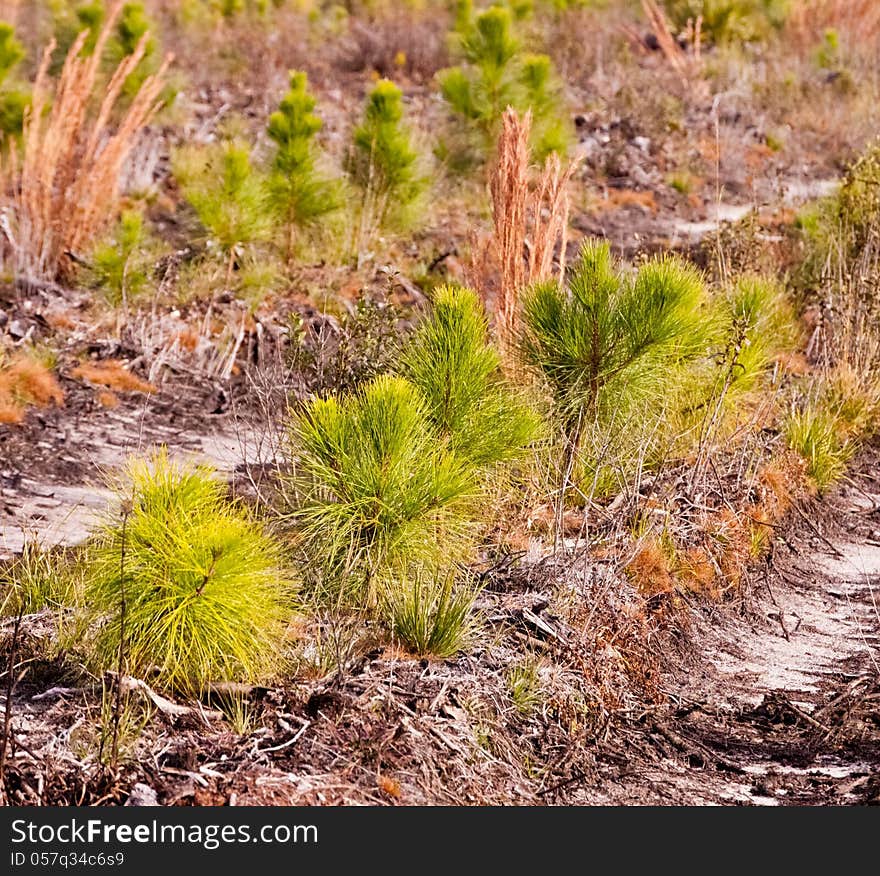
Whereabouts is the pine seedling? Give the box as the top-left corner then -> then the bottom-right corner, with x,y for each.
0,22 -> 28,140
90,210 -> 150,308
290,374 -> 475,605
267,70 -> 341,265
111,2 -> 158,96
399,284 -> 541,468
347,79 -> 427,257
439,4 -> 569,162
51,2 -> 161,96
84,451 -> 294,694
174,140 -> 272,289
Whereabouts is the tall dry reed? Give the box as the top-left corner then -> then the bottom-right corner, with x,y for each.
4,1 -> 170,284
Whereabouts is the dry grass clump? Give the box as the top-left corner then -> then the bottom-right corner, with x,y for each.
641,0 -> 703,86
335,9 -> 449,83
71,360 -> 156,394
485,108 -> 578,352
627,537 -> 676,596
4,0 -> 170,282
0,353 -> 64,424
676,547 -> 719,598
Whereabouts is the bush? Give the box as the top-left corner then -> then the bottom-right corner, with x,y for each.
0,21 -> 27,140
522,240 -> 709,432
267,70 -> 341,263
290,374 -> 475,604
346,79 -> 427,249
380,570 -> 476,658
51,1 -> 161,94
783,404 -> 852,492
521,240 -> 711,496
89,210 -> 151,307
174,140 -> 271,286
439,3 -> 569,161
290,288 -> 539,605
399,285 -> 542,467
84,451 -> 293,694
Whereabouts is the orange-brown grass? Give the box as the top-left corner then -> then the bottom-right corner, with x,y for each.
676,546 -> 720,598
71,360 -> 156,394
377,775 -> 402,799
43,309 -> 77,330
702,507 -> 751,590
759,452 -> 810,515
97,390 -> 120,408
0,355 -> 65,424
627,537 -> 675,596
592,189 -> 658,214
7,1 -> 171,281
175,329 -> 200,353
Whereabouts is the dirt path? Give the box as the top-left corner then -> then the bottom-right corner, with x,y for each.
583,462 -> 880,805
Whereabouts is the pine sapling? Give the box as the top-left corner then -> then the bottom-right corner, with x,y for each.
399,284 -> 541,468
347,79 -> 427,260
267,70 -> 341,266
174,140 -> 271,291
84,451 -> 294,694
90,209 -> 150,309
439,4 -> 569,162
0,22 -> 28,140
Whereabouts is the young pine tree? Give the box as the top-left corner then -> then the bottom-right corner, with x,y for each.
290,374 -> 475,606
346,79 -> 427,257
84,451 -> 293,694
0,22 -> 28,140
174,140 -> 271,290
90,210 -> 150,308
521,240 -> 710,494
51,1 -> 160,95
439,3 -> 569,162
267,70 -> 341,265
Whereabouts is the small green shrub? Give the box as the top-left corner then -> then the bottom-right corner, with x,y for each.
84,451 -> 293,694
0,22 -> 28,140
89,210 -> 150,307
381,571 -> 476,658
51,1 -> 161,95
267,70 -> 341,263
290,374 -> 475,604
439,3 -> 569,161
347,79 -> 427,251
174,140 -> 271,285
399,284 -> 542,468
522,240 -> 709,432
521,240 -> 711,496
795,142 -> 880,294
783,404 -> 852,492
289,294 -> 403,396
